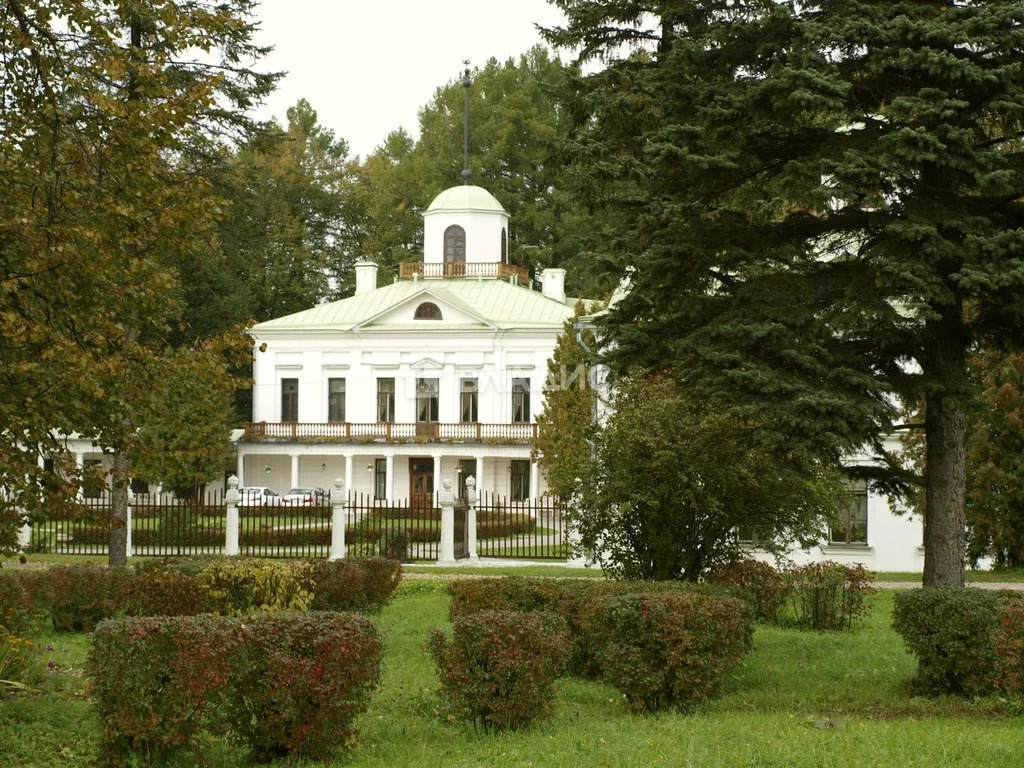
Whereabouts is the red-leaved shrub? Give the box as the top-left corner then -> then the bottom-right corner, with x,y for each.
89,611 -> 383,765
710,559 -> 790,622
598,591 -> 753,711
224,612 -> 383,761
429,610 -> 568,730
994,601 -> 1024,697
120,570 -> 210,617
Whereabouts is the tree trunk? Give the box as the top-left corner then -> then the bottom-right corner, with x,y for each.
108,451 -> 129,567
922,313 -> 967,587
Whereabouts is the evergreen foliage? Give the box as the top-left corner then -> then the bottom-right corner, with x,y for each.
533,301 -> 600,498
545,0 -> 1024,585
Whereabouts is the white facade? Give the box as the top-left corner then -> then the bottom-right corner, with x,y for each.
239,184 -> 583,505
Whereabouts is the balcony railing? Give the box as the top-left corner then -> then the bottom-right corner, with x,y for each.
243,422 -> 538,444
398,261 -> 529,284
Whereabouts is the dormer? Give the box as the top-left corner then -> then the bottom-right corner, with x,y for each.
423,185 -> 510,268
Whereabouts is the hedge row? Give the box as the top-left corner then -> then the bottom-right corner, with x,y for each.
89,611 -> 382,765
442,577 -> 754,717
893,587 -> 1024,697
2,557 -> 402,631
710,559 -> 877,630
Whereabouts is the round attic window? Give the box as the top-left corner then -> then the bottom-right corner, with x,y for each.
414,302 -> 443,320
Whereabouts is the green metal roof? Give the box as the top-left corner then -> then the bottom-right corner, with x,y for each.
251,279 -> 587,333
425,185 -> 506,214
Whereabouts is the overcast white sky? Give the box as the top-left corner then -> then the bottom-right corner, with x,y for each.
251,0 -> 569,159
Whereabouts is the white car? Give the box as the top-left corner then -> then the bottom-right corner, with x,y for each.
237,487 -> 280,507
280,487 -> 328,507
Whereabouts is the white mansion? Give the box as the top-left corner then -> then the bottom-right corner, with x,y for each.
236,184 -> 586,507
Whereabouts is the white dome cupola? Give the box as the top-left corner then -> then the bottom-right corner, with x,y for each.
423,185 -> 510,268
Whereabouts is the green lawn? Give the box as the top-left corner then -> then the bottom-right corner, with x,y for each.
2,583 -> 1024,766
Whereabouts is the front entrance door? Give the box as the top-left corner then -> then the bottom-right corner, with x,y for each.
409,457 -> 434,508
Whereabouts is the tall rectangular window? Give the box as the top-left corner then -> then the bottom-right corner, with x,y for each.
510,459 -> 531,501
416,378 -> 439,422
460,378 -> 478,422
511,378 -> 530,423
830,483 -> 868,545
374,458 -> 387,500
377,378 -> 395,423
281,378 -> 298,422
328,378 -> 346,422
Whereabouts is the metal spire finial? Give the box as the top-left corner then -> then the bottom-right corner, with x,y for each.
462,61 -> 471,184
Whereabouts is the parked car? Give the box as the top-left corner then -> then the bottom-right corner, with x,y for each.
281,487 -> 328,507
238,487 -> 280,507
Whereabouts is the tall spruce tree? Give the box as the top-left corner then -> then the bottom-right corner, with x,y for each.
545,0 -> 1024,585
533,302 -> 600,498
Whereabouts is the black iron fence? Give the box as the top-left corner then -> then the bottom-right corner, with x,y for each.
475,492 -> 567,560
346,493 -> 440,562
25,489 -> 567,561
238,495 -> 331,559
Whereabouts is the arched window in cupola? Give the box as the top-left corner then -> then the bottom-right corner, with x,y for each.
414,302 -> 443,320
501,227 -> 507,263
444,225 -> 466,276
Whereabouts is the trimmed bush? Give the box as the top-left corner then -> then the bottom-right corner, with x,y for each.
893,587 -> 1024,696
0,571 -> 41,634
994,601 -> 1024,697
448,577 -> 753,678
429,610 -> 569,730
598,591 -> 753,711
786,561 -> 876,631
710,559 -> 790,622
199,560 -> 312,615
305,559 -> 366,611
225,612 -> 383,761
355,557 -> 403,611
89,612 -> 383,765
44,565 -> 133,631
90,614 -> 236,765
120,570 -> 210,617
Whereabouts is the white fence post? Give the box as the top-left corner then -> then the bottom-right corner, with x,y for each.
465,476 -> 479,562
126,487 -> 134,559
438,478 -> 456,565
17,514 -> 31,551
225,475 -> 240,556
566,484 -> 587,567
329,477 -> 347,560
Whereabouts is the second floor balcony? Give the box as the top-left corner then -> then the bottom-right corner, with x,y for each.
399,261 -> 529,284
243,421 -> 538,445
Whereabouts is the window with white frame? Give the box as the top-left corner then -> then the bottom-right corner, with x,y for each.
510,459 -> 530,501
377,378 -> 395,423
461,378 -> 478,422
328,378 -> 346,422
830,482 -> 868,545
511,378 -> 530,423
281,378 -> 298,422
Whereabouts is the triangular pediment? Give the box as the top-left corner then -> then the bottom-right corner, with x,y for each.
410,357 -> 445,371
353,288 -> 494,330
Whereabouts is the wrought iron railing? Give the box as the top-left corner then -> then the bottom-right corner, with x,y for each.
243,421 -> 538,443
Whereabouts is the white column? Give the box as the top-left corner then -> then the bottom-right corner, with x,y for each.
475,456 -> 486,496
290,454 -> 300,490
466,475 -> 479,562
438,478 -> 456,564
530,460 -> 540,502
236,451 -> 244,486
126,487 -> 134,559
330,477 -> 347,560
385,454 -> 394,500
75,452 -> 84,500
225,475 -> 240,556
344,455 -> 353,498
433,456 -> 443,506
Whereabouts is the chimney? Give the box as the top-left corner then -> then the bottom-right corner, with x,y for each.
354,261 -> 378,295
540,268 -> 566,304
